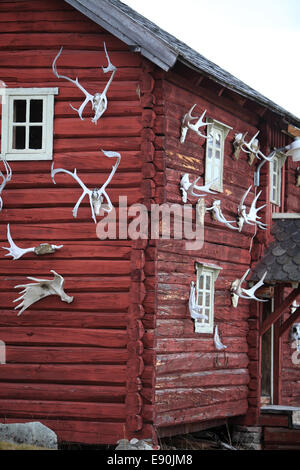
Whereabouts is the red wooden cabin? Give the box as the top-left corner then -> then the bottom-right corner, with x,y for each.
0,0 -> 299,447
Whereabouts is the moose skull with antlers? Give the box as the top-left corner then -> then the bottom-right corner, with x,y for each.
52,42 -> 117,124
180,104 -> 209,144
0,157 -> 12,212
51,149 -> 121,223
230,269 -> 268,307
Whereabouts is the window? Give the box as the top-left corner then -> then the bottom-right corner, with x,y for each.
269,151 -> 286,206
205,119 -> 232,192
0,88 -> 58,160
195,262 -> 222,334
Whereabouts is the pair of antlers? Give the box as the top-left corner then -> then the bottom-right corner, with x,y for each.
52,42 -> 117,124
233,131 -> 275,163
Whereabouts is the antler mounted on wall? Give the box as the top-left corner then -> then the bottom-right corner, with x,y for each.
233,131 -> 275,165
180,174 -> 218,203
188,281 -> 208,322
0,157 -> 12,212
206,200 -> 239,230
52,42 -> 117,124
230,269 -> 268,307
180,104 -> 209,144
214,324 -> 227,350
13,270 -> 73,316
2,224 -> 63,260
237,186 -> 267,231
51,150 -> 121,223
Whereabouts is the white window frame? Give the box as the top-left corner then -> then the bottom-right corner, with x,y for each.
194,261 -> 222,334
0,88 -> 58,161
269,151 -> 286,206
205,118 -> 232,192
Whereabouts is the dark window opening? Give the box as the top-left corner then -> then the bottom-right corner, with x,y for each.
12,126 -> 26,149
13,100 -> 26,123
29,126 -> 43,149
30,99 -> 43,123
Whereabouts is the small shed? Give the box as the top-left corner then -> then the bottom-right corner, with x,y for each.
0,0 -> 299,446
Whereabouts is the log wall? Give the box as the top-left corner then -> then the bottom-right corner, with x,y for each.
0,0 -> 154,445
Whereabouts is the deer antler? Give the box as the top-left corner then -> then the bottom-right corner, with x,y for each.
231,269 -> 268,307
52,43 -> 116,124
180,104 -> 209,143
206,200 -> 239,230
180,174 -> 218,202
2,224 -> 63,260
233,131 -> 275,162
237,186 -> 267,231
51,150 -> 121,223
0,157 -> 12,211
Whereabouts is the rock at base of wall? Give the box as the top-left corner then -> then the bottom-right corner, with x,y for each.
0,422 -> 57,450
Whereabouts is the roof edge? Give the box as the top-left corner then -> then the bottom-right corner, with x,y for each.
64,0 -> 178,71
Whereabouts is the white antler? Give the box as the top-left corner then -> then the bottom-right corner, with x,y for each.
180,174 -> 218,202
51,149 -> 121,223
2,224 -> 63,260
52,43 -> 116,124
206,200 -> 239,230
214,325 -> 227,350
0,157 -> 12,211
231,269 -> 268,307
189,281 -> 208,321
180,104 -> 209,143
237,186 -> 267,231
233,131 -> 275,162
14,270 -> 73,316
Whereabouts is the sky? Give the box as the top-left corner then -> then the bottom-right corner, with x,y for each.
122,0 -> 300,120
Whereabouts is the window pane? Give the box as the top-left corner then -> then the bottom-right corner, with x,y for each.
215,149 -> 221,160
205,308 -> 210,319
207,147 -> 213,159
13,100 -> 26,123
12,126 -> 26,149
30,99 -> 43,122
29,126 -> 43,149
198,275 -> 204,290
197,292 -> 203,306
205,292 -> 210,307
206,275 -> 211,290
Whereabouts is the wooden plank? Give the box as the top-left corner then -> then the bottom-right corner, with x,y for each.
156,399 -> 248,427
0,327 -> 127,347
0,382 -> 126,402
155,369 -> 249,389
0,399 -> 126,420
0,364 -> 127,384
155,385 -> 248,413
5,346 -> 128,364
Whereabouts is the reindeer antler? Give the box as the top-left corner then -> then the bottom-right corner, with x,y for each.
233,131 -> 275,163
52,43 -> 116,124
51,149 -> 121,223
237,186 -> 267,231
180,104 -> 209,143
180,174 -> 218,202
0,157 -> 12,211
206,200 -> 239,230
231,269 -> 268,307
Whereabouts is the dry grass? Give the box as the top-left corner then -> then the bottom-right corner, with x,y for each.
0,441 -> 54,450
